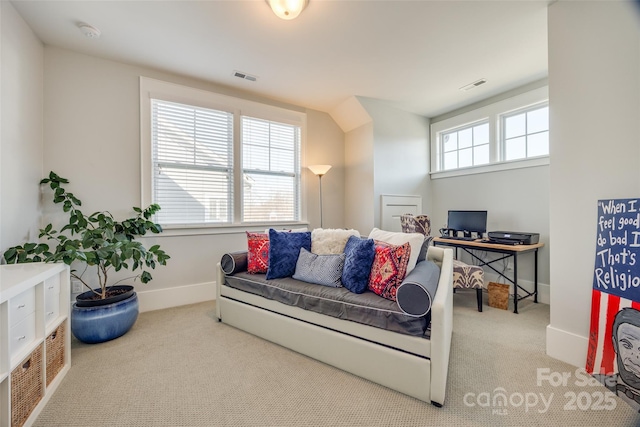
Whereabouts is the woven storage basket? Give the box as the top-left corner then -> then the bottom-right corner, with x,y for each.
11,344 -> 43,427
46,322 -> 66,386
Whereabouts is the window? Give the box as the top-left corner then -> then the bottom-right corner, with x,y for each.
242,117 -> 300,222
140,77 -> 305,229
502,104 -> 549,161
441,121 -> 490,170
151,100 -> 234,225
430,86 -> 549,178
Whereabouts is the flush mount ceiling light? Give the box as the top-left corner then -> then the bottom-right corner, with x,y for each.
78,23 -> 101,39
266,0 -> 309,20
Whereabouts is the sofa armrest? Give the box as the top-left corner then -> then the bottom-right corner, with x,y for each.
426,246 -> 453,406
218,251 -> 248,320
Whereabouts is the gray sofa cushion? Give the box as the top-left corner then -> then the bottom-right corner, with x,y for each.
224,271 -> 430,337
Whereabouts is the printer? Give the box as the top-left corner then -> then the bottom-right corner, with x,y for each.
487,231 -> 540,245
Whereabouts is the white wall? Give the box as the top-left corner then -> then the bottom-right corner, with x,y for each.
344,98 -> 431,235
344,123 -> 374,235
16,46 -> 345,311
305,109 -> 345,230
358,97 -> 431,231
547,1 -> 640,366
0,1 -> 44,250
431,165 -> 550,300
428,81 -> 551,295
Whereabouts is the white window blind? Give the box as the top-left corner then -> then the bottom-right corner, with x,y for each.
241,116 -> 300,222
151,99 -> 234,225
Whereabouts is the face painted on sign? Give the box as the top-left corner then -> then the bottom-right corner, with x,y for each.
617,322 -> 640,380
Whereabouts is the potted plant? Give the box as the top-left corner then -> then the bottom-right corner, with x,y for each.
3,171 -> 170,343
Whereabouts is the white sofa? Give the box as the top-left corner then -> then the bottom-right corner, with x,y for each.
215,246 -> 454,406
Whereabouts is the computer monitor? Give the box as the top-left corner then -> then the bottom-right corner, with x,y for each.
447,210 -> 488,237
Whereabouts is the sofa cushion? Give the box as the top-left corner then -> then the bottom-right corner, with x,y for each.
266,229 -> 312,279
311,228 -> 361,255
368,228 -> 425,275
246,232 -> 269,274
342,236 -> 376,294
368,241 -> 411,301
293,248 -> 345,287
224,271 -> 430,337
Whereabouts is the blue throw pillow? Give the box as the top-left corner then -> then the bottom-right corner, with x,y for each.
342,236 -> 376,293
266,229 -> 312,279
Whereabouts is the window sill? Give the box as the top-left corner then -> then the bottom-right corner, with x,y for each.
140,221 -> 310,238
430,156 -> 549,180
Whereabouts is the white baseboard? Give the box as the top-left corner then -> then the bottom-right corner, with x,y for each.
136,281 -> 216,313
546,324 -> 588,368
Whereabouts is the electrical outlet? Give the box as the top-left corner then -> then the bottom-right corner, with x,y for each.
71,279 -> 83,294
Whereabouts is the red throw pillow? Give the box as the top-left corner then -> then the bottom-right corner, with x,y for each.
247,232 -> 269,274
368,241 -> 411,301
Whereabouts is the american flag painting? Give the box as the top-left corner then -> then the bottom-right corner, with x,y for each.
586,290 -> 640,375
586,198 -> 640,411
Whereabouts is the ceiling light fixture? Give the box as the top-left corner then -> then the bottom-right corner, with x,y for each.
78,23 -> 101,39
266,0 -> 309,20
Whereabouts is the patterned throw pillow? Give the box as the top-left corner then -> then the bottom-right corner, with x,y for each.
368,228 -> 424,275
341,236 -> 376,294
368,240 -> 411,301
292,248 -> 345,287
246,232 -> 269,274
266,229 -> 312,279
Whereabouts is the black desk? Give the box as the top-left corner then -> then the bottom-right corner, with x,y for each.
433,237 -> 544,313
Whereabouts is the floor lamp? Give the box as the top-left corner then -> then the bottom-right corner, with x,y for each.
308,165 -> 331,228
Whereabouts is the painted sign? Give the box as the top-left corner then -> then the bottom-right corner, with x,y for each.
587,198 -> 640,412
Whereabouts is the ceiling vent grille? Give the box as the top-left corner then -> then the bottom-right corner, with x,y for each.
460,78 -> 487,91
233,71 -> 258,82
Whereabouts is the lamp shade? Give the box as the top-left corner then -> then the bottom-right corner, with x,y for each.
266,0 -> 309,20
308,165 -> 332,176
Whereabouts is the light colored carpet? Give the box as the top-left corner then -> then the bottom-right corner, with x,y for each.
33,292 -> 640,427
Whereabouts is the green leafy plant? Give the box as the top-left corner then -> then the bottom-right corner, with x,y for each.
3,172 -> 170,299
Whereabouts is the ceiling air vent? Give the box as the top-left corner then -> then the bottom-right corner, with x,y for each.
233,70 -> 258,82
460,78 -> 487,92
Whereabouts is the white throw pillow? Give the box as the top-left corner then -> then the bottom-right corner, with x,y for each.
368,228 -> 425,274
311,228 -> 361,255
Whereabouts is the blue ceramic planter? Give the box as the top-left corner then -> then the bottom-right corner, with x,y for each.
71,292 -> 139,344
